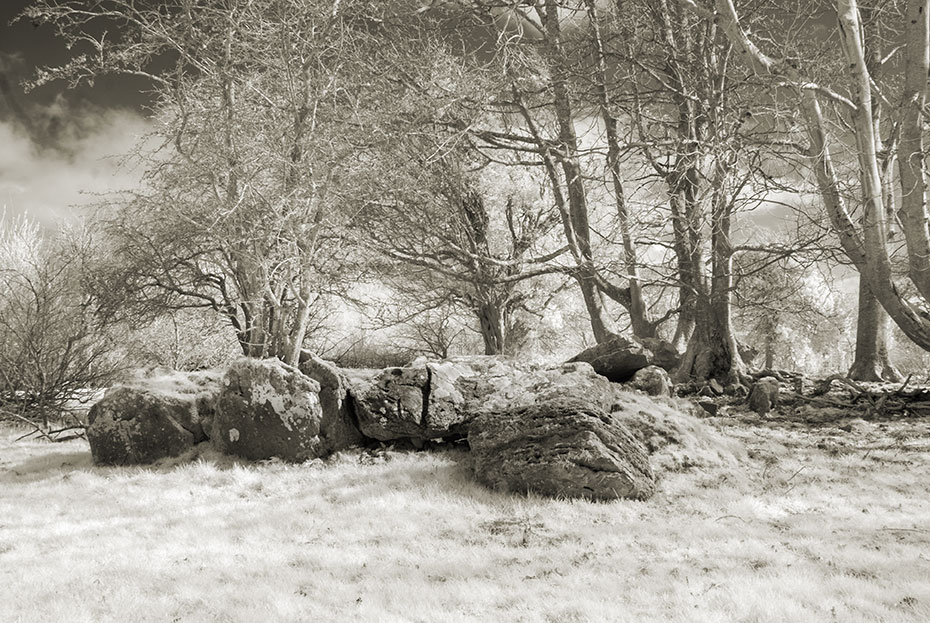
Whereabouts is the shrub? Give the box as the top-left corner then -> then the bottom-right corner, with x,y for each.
0,214 -> 123,429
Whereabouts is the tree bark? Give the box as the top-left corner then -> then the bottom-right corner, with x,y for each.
675,172 -> 744,384
649,0 -> 706,350
763,328 -> 775,370
476,301 -> 507,356
668,169 -> 704,350
539,2 -> 618,343
895,0 -> 930,302
848,279 -> 903,381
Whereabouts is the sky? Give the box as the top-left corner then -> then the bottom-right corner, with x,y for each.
0,1 -> 150,228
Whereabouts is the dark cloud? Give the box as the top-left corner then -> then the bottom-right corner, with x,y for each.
0,51 -> 108,152
0,77 -> 150,228
0,0 -> 154,230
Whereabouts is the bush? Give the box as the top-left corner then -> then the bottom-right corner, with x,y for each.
0,214 -> 123,428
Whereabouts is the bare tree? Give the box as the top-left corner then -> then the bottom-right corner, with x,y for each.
682,0 -> 930,357
26,0 -> 424,365
458,1 -> 666,342
361,148 -> 564,355
0,214 -> 122,429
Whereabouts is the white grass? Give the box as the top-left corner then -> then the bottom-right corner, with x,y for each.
2,411 -> 929,623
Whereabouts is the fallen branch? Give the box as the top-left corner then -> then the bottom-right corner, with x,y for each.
784,382 -> 930,420
3,410 -> 55,443
782,391 -> 856,409
46,425 -> 87,441
3,408 -> 86,442
811,374 -> 866,397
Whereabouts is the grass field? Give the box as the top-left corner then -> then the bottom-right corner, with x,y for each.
2,403 -> 930,622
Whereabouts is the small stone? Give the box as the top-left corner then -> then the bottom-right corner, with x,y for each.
724,383 -> 749,398
630,365 -> 673,397
748,377 -> 780,415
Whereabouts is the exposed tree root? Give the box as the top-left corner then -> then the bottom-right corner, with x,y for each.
787,374 -> 930,420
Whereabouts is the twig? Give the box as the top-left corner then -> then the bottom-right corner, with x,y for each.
895,374 -> 913,396
786,466 -> 806,482
4,411 -> 55,442
46,425 -> 87,441
48,434 -> 84,443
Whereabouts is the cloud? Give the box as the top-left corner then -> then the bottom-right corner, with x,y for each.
0,101 -> 150,228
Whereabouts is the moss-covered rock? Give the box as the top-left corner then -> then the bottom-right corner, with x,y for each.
468,397 -> 656,500
211,358 -> 324,462
86,370 -> 222,465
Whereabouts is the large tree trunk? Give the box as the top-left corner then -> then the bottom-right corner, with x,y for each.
539,2 -> 618,344
576,271 -> 616,343
675,182 -> 744,384
848,279 -> 903,381
650,1 -> 706,351
668,174 -> 703,351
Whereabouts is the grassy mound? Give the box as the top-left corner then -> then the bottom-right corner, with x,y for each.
612,391 -> 747,476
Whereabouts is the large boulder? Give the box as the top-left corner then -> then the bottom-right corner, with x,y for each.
346,357 -> 622,442
344,366 -> 435,441
567,334 -> 679,382
86,370 -> 223,465
344,361 -> 479,441
748,376 -> 780,415
468,397 -> 656,500
445,357 -> 620,413
298,353 -> 365,452
211,358 -> 326,461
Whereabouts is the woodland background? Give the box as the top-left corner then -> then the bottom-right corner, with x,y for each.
5,0 -> 930,422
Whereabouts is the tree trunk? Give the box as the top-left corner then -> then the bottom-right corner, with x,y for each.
540,2 -> 618,344
696,0 -> 930,352
764,332 -> 775,370
576,270 -> 616,343
848,278 -> 903,381
675,172 -> 744,384
585,0 -> 654,340
675,293 -> 743,385
669,187 -> 702,351
476,301 -> 507,356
